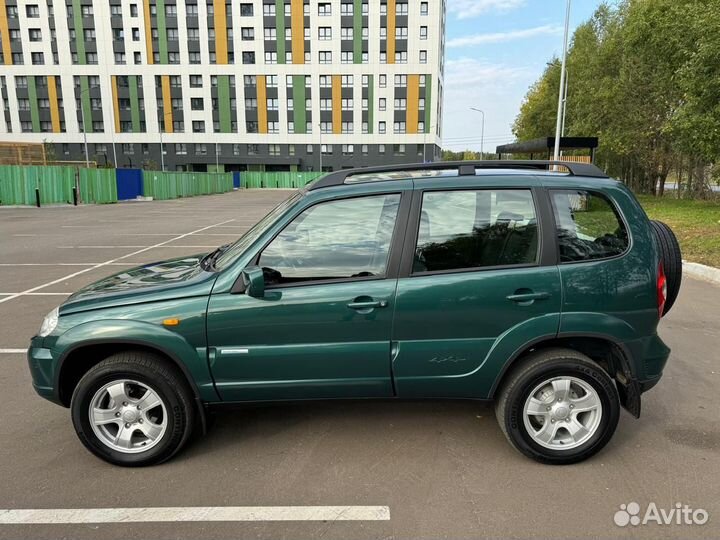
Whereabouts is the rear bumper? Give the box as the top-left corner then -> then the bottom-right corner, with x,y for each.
617,333 -> 670,418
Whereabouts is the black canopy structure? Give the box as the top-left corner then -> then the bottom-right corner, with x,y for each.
496,137 -> 599,162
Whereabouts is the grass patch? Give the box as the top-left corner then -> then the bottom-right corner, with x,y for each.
637,195 -> 720,268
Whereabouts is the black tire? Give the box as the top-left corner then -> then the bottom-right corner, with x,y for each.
495,348 -> 620,465
71,351 -> 195,466
650,220 -> 682,315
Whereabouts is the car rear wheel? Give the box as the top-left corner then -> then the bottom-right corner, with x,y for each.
71,351 -> 195,466
495,348 -> 620,465
650,220 -> 682,315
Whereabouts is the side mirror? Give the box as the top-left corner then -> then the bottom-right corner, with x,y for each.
241,266 -> 265,298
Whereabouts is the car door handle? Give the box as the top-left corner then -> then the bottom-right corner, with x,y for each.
347,300 -> 388,310
506,292 -> 551,303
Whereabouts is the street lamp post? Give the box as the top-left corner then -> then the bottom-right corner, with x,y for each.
318,122 -> 323,173
78,88 -> 90,168
159,111 -> 172,172
470,108 -> 485,158
554,0 -> 571,164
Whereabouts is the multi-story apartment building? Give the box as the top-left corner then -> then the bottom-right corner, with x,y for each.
0,0 -> 445,171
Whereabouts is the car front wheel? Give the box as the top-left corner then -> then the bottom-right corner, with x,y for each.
71,351 -> 195,466
495,348 -> 620,464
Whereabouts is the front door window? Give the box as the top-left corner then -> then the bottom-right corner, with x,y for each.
259,193 -> 401,285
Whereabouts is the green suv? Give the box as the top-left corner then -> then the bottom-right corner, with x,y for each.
28,161 -> 681,466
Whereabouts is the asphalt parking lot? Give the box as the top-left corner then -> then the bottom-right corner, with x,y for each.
0,190 -> 718,539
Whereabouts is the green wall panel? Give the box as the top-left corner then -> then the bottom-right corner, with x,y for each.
275,0 -> 285,64
292,75 -> 306,134
129,76 -> 141,133
27,77 -> 40,133
425,76 -> 432,133
72,0 -> 86,64
217,75 -> 232,133
353,0 -> 363,63
156,0 -> 168,63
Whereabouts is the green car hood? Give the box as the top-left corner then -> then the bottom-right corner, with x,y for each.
60,254 -> 218,315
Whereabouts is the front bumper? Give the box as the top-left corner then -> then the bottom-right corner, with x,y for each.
27,337 -> 61,405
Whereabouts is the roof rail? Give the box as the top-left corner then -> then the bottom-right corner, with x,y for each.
307,160 -> 609,191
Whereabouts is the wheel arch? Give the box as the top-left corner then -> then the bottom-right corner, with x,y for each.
489,333 -> 634,400
55,339 -> 208,432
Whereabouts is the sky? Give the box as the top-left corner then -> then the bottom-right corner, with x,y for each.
442,0 -> 604,153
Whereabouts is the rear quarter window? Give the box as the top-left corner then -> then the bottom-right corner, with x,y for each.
550,190 -> 629,263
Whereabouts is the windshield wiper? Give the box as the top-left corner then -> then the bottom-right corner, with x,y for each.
201,243 -> 230,271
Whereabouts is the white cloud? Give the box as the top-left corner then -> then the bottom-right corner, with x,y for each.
441,58 -> 540,151
448,0 -> 526,19
447,25 -> 563,48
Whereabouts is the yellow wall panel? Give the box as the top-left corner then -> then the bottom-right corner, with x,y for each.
47,76 -> 61,133
406,74 -> 419,134
214,0 -> 228,64
332,75 -> 342,134
111,76 -> 121,133
0,0 -> 11,65
291,0 -> 304,64
161,75 -> 173,133
143,0 -> 154,64
257,76 -> 268,134
387,0 -> 396,64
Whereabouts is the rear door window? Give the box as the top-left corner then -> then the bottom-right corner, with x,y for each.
413,189 -> 539,273
550,190 -> 629,262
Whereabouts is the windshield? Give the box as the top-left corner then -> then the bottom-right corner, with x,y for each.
213,191 -> 303,270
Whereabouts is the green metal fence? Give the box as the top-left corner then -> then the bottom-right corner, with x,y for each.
142,171 -> 233,200
79,168 -> 117,204
241,171 -> 324,189
0,165 -> 75,205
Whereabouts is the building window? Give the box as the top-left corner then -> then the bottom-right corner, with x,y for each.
341,51 -> 352,63
394,122 -> 406,134
318,27 -> 331,40
266,75 -> 278,87
245,98 -> 257,109
395,51 -> 408,64
319,51 -> 332,64
31,52 -> 44,65
26,4 -> 40,17
318,3 -> 331,15
267,98 -> 279,111
242,52 -> 255,64
341,122 -> 353,134
306,144 -> 313,154
379,121 -> 386,134
394,98 -> 407,110
269,144 -> 280,156
341,27 -> 353,40
342,144 -> 354,155
246,121 -> 258,133
320,98 -> 331,111
341,98 -> 353,111
394,144 -> 406,155
395,27 -> 408,39
264,28 -> 277,40
379,144 -> 385,154
362,144 -> 368,155
175,143 -> 187,155
394,75 -> 407,87
130,4 -> 138,16
396,2 -> 408,15
192,121 -> 205,133
240,3 -> 253,16
122,143 -> 134,154
268,121 -> 279,134
28,29 -> 42,41
420,26 -> 428,39
262,3 -> 276,16
264,51 -> 277,64
243,75 -> 256,86
241,27 -> 254,40
421,2 -> 429,15
420,50 -> 427,63
189,75 -> 202,87
195,144 -> 207,155
191,98 -> 204,110
379,98 -> 386,111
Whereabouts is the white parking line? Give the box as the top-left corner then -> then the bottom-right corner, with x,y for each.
0,506 -> 391,524
0,349 -> 26,354
0,219 -> 234,305
0,293 -> 70,296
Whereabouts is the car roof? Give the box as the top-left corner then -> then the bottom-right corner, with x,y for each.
307,160 -> 609,191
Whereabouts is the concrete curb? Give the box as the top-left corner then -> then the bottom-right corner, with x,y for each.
683,261 -> 720,286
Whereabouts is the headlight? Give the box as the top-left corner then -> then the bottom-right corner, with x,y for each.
38,307 -> 59,337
